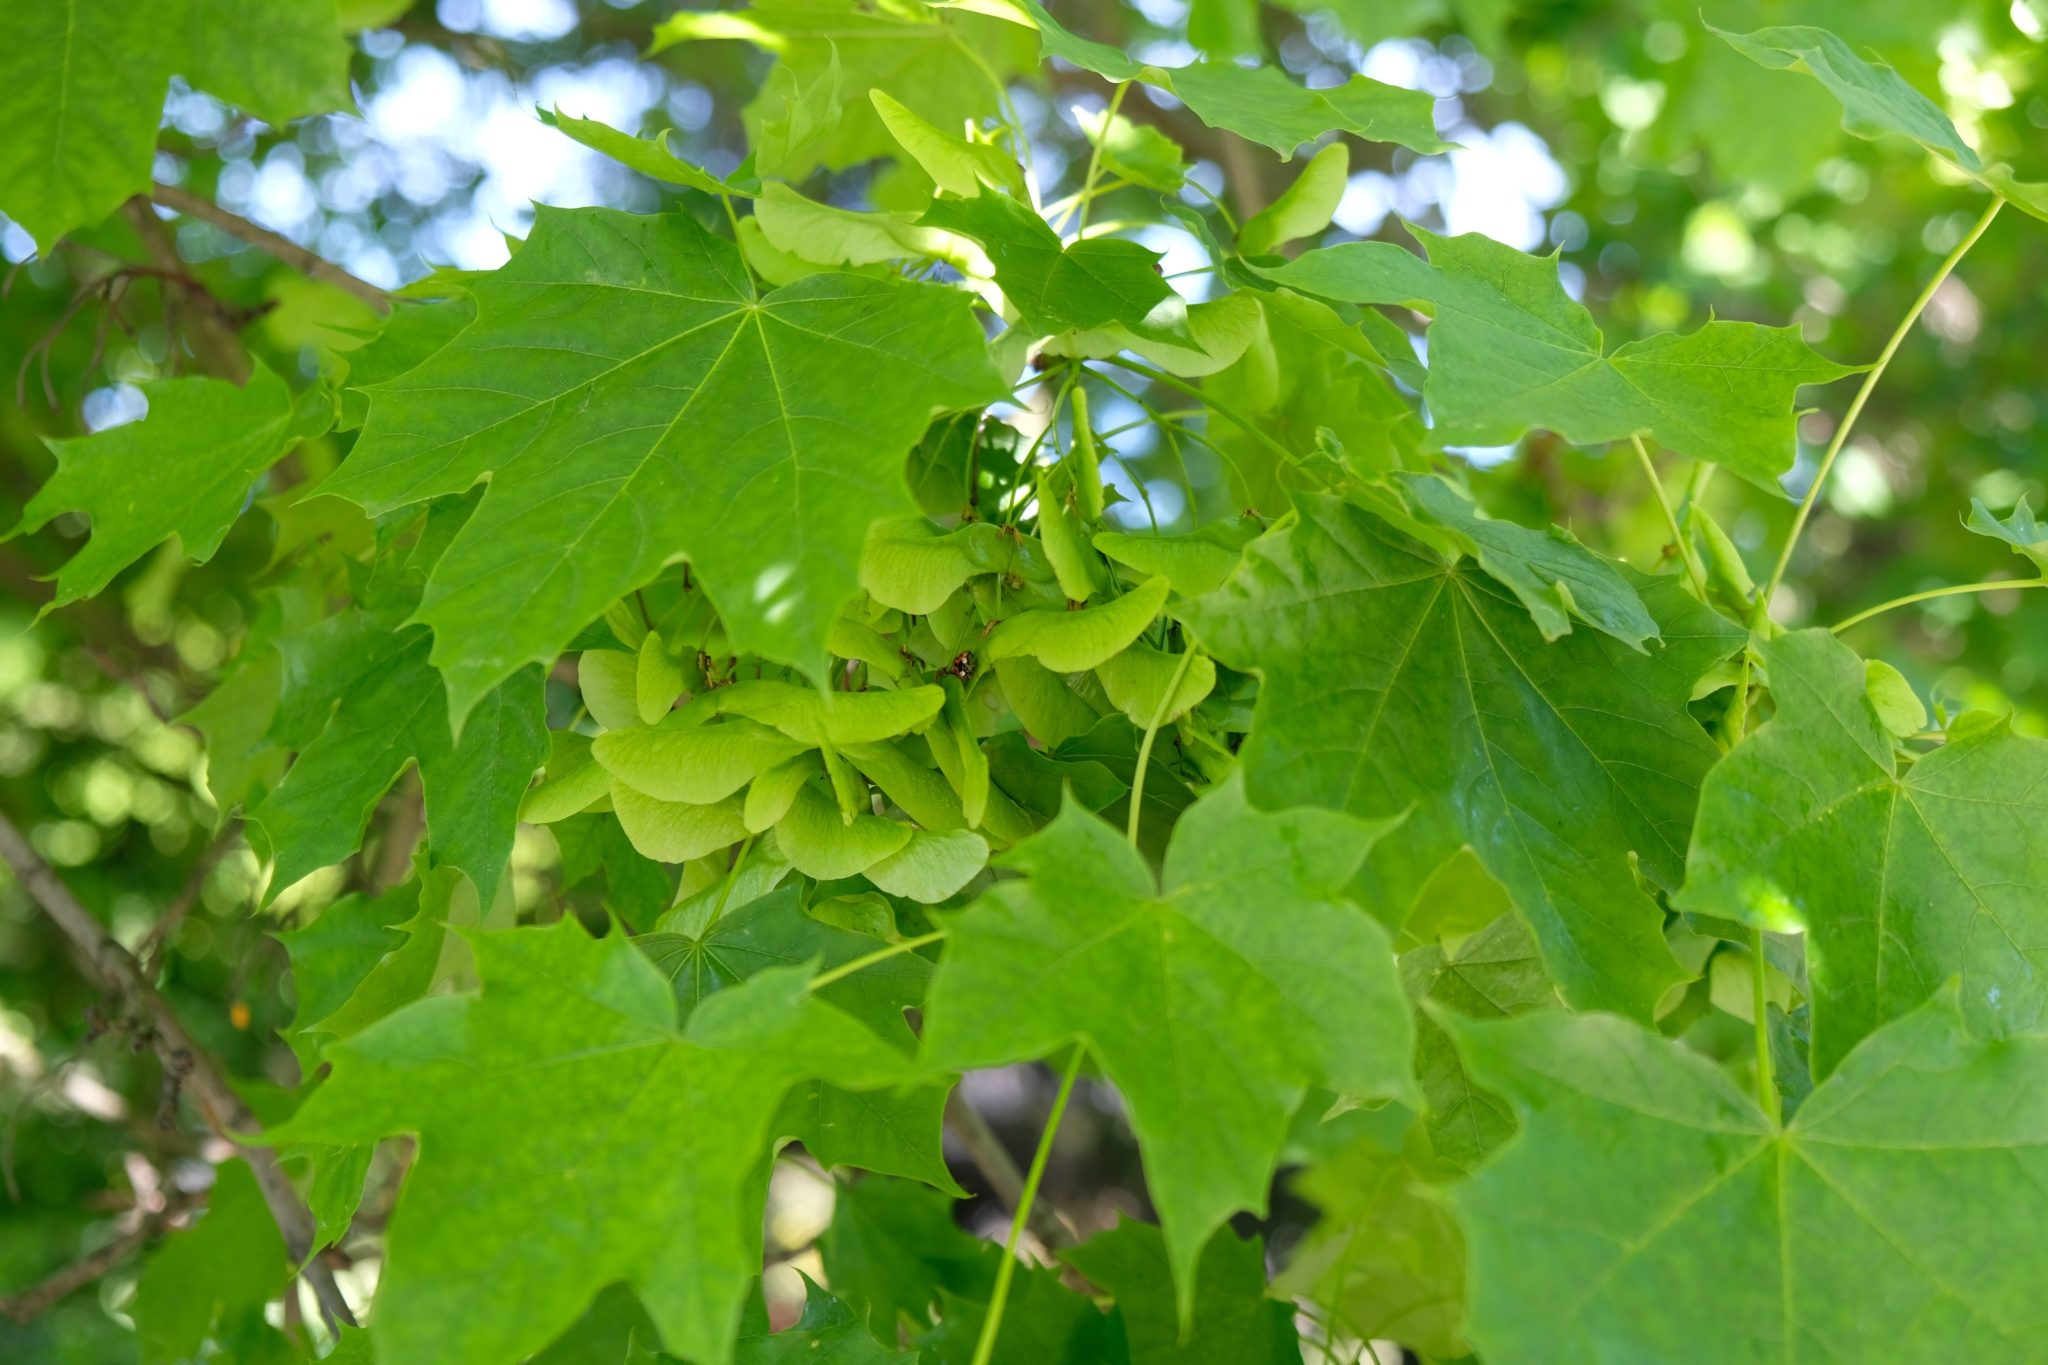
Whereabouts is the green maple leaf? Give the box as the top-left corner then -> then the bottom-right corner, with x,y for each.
269,918 -> 909,1365
639,887 -> 961,1192
918,775 -> 1414,1308
1714,23 -> 2048,220
1185,494 -> 1743,1018
539,107 -> 752,197
1075,107 -> 1188,191
650,2 -> 1032,181
918,192 -> 1182,342
130,1158 -> 290,1365
1013,0 -> 1446,156
1259,225 -> 1857,488
1402,910 -> 1558,1171
737,1276 -> 902,1364
321,207 -> 1003,721
818,1176 -> 997,1341
1157,60 -> 1449,157
1061,1220 -> 1298,1365
924,1268 -> 1130,1365
1274,1137 -> 1467,1358
337,299 -> 476,430
273,880 -> 415,1068
1442,990 -> 2048,1361
250,616 -> 547,905
12,362 -> 328,610
1677,629 -> 2048,1078
1202,289 -> 1425,510
1966,496 -> 2048,575
1397,472 -> 1661,649
0,0 -> 352,249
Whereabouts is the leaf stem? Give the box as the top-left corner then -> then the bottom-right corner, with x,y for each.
1002,372 -> 1075,526
807,929 -> 946,991
1071,82 -> 1128,235
1128,646 -> 1198,847
1101,357 -> 1303,474
1089,368 -> 1201,522
1830,578 -> 2048,633
1629,435 -> 1708,600
1043,178 -> 1132,225
1749,927 -> 1780,1125
1762,196 -> 2002,604
706,832 -> 757,926
1184,176 -> 1240,235
717,193 -> 762,291
971,1043 -> 1086,1365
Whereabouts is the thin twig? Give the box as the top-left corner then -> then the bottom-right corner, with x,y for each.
1763,196 -> 2003,603
150,182 -> 391,313
0,811 -> 356,1331
124,200 -> 250,383
0,1199 -> 187,1323
369,779 -> 424,893
1831,578 -> 2048,633
944,1092 -> 1073,1249
138,820 -> 242,978
970,1045 -> 1085,1365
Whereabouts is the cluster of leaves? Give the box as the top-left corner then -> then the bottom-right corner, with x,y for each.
9,2 -> 2048,1363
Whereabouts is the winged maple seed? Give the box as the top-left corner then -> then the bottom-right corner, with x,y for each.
4,3 -> 2046,1363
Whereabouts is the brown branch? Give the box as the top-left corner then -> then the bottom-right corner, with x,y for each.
945,1091 -> 1074,1249
0,811 -> 356,1331
124,200 -> 250,383
150,182 -> 391,313
0,1201 -> 184,1324
370,781 -> 424,892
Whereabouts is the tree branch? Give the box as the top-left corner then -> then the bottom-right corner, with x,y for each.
150,182 -> 392,313
0,1200 -> 183,1324
124,200 -> 250,383
945,1091 -> 1074,1249
0,811 -> 356,1331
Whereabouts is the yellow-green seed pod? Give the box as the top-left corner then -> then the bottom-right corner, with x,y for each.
1036,472 -> 1098,603
1069,385 -> 1105,524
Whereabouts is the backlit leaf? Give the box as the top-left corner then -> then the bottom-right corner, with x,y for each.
1261,225 -> 1857,487
1678,629 -> 2048,1076
15,363 -> 328,609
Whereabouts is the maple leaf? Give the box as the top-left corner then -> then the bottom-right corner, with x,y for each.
918,776 -> 1413,1307
641,887 -> 960,1192
270,918 -> 910,1365
324,206 -> 1005,721
1185,493 -> 1743,1017
0,0 -> 352,249
1258,225 -> 1858,487
11,362 -> 328,610
1444,990 -> 2048,1361
1678,628 -> 2048,1077
1062,1220 -> 1298,1365
249,614 -> 546,905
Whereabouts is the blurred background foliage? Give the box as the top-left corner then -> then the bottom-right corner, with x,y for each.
3,0 -> 2046,1357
